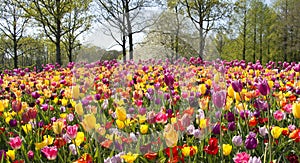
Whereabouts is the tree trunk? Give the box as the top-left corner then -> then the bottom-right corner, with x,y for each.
283,0 -> 288,62
175,6 -> 179,60
253,12 -> 257,63
13,38 -> 18,69
199,26 -> 204,60
56,40 -> 62,65
68,46 -> 72,63
259,29 -> 263,62
122,35 -> 126,63
56,0 -> 62,65
124,1 -> 133,60
13,12 -> 18,69
242,5 -> 247,61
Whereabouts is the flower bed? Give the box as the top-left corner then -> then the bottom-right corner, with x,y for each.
0,58 -> 299,163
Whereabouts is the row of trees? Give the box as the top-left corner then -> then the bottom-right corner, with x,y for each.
215,0 -> 300,63
0,0 -> 92,68
0,0 -> 299,69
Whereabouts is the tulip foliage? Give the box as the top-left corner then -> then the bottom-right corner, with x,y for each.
0,58 -> 299,163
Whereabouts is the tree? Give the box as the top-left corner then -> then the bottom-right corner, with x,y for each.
95,0 -> 127,62
180,0 -> 232,59
96,0 -> 160,62
232,0 -> 249,61
274,0 -> 300,62
18,0 -> 92,65
142,9 -> 198,61
0,0 -> 29,68
62,0 -> 93,63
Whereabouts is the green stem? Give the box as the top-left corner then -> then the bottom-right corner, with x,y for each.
267,95 -> 272,162
220,113 -> 223,163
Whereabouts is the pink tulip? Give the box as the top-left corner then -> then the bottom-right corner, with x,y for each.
233,152 -> 250,163
8,136 -> 22,150
66,125 -> 78,139
155,112 -> 168,124
41,146 -> 58,160
212,90 -> 226,109
273,110 -> 285,121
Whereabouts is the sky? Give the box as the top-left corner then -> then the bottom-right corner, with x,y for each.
82,0 -> 273,51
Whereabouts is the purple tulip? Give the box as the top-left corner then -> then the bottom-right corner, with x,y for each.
240,110 -> 250,119
231,80 -> 243,92
232,135 -> 243,146
212,123 -> 221,135
9,119 -> 18,127
164,73 -> 174,87
154,98 -> 161,105
253,110 -> 260,117
139,107 -> 147,115
254,99 -> 268,111
187,125 -> 195,135
212,90 -> 226,109
41,104 -> 49,111
224,112 -> 235,122
228,121 -> 236,131
69,144 -> 77,155
257,79 -> 270,96
259,126 -> 268,137
38,121 -> 44,128
31,91 -> 40,99
245,132 -> 258,149
193,129 -> 203,139
215,111 -> 221,119
94,94 -> 101,100
20,84 -> 25,90
65,114 -> 73,123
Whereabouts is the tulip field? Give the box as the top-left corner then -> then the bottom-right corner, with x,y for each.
0,58 -> 299,163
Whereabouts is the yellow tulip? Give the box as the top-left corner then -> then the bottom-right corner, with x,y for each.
268,80 -> 274,89
53,97 -> 59,104
138,115 -> 146,123
222,144 -> 232,156
60,113 -> 67,119
75,102 -> 84,116
271,126 -> 283,139
163,124 -> 178,147
22,124 -> 32,134
121,152 -> 139,163
171,117 -> 177,124
72,85 -> 80,100
35,141 -> 48,150
6,150 -> 15,161
227,85 -> 235,98
234,92 -> 241,101
116,119 -> 125,129
43,135 -> 54,145
53,121 -> 64,134
182,146 -> 191,157
199,84 -> 207,95
0,100 -> 4,112
61,98 -> 68,106
199,118 -> 207,129
75,132 -> 85,146
2,99 -> 9,108
292,102 -> 300,118
5,116 -> 12,124
140,124 -> 149,134
116,107 -> 127,121
82,114 -> 96,132
205,79 -> 212,87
